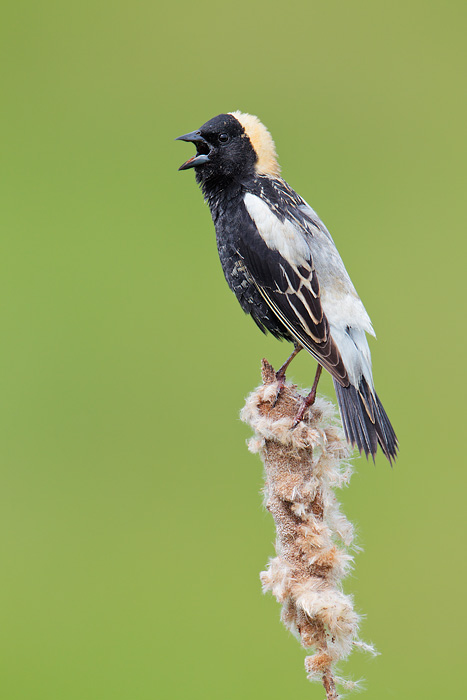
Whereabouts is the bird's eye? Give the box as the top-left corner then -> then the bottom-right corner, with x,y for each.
218,133 -> 230,144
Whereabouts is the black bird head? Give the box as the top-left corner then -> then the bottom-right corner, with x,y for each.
176,112 -> 280,186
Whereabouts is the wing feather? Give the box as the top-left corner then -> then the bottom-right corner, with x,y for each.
237,221 -> 349,385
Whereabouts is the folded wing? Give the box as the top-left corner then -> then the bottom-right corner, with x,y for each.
239,192 -> 349,386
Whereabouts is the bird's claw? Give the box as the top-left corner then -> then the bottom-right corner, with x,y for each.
272,375 -> 286,407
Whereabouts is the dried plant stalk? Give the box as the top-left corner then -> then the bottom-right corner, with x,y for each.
240,359 -> 377,697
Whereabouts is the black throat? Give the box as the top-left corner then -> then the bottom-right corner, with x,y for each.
196,170 -> 254,219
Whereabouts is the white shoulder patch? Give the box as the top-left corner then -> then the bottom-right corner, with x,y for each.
244,193 -> 311,267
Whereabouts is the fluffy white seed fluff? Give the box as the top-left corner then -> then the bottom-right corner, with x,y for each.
240,360 -> 377,698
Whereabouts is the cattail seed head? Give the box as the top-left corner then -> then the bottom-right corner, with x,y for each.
241,360 -> 378,697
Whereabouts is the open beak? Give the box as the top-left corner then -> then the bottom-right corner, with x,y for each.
176,130 -> 211,170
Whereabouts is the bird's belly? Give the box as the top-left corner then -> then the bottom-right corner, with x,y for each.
216,230 -> 292,341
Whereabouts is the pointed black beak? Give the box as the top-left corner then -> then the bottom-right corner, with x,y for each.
176,130 -> 211,170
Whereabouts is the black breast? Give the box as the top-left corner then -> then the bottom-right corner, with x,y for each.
209,188 -> 293,341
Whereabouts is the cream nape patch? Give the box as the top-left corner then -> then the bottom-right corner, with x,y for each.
230,111 -> 281,177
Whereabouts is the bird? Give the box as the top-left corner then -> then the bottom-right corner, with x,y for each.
176,112 -> 398,463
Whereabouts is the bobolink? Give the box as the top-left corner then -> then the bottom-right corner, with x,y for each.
177,112 -> 397,463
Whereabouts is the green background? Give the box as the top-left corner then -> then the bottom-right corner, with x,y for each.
1,1 -> 465,698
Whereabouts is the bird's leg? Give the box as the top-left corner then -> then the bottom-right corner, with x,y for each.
293,364 -> 323,427
276,344 -> 303,380
272,345 -> 303,406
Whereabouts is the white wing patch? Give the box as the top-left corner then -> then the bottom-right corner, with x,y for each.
244,193 -> 310,267
244,189 -> 377,391
298,200 -> 335,243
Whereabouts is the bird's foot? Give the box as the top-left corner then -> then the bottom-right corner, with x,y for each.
292,365 -> 322,428
292,390 -> 316,428
271,345 -> 303,407
272,372 -> 286,407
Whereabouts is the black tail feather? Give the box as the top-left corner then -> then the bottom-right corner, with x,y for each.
333,378 -> 398,464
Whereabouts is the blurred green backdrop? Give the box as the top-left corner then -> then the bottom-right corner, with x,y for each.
0,1 -> 465,698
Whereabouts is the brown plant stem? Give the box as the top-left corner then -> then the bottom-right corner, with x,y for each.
240,359 -> 377,698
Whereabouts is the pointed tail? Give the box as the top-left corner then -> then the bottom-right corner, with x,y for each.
333,377 -> 398,464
